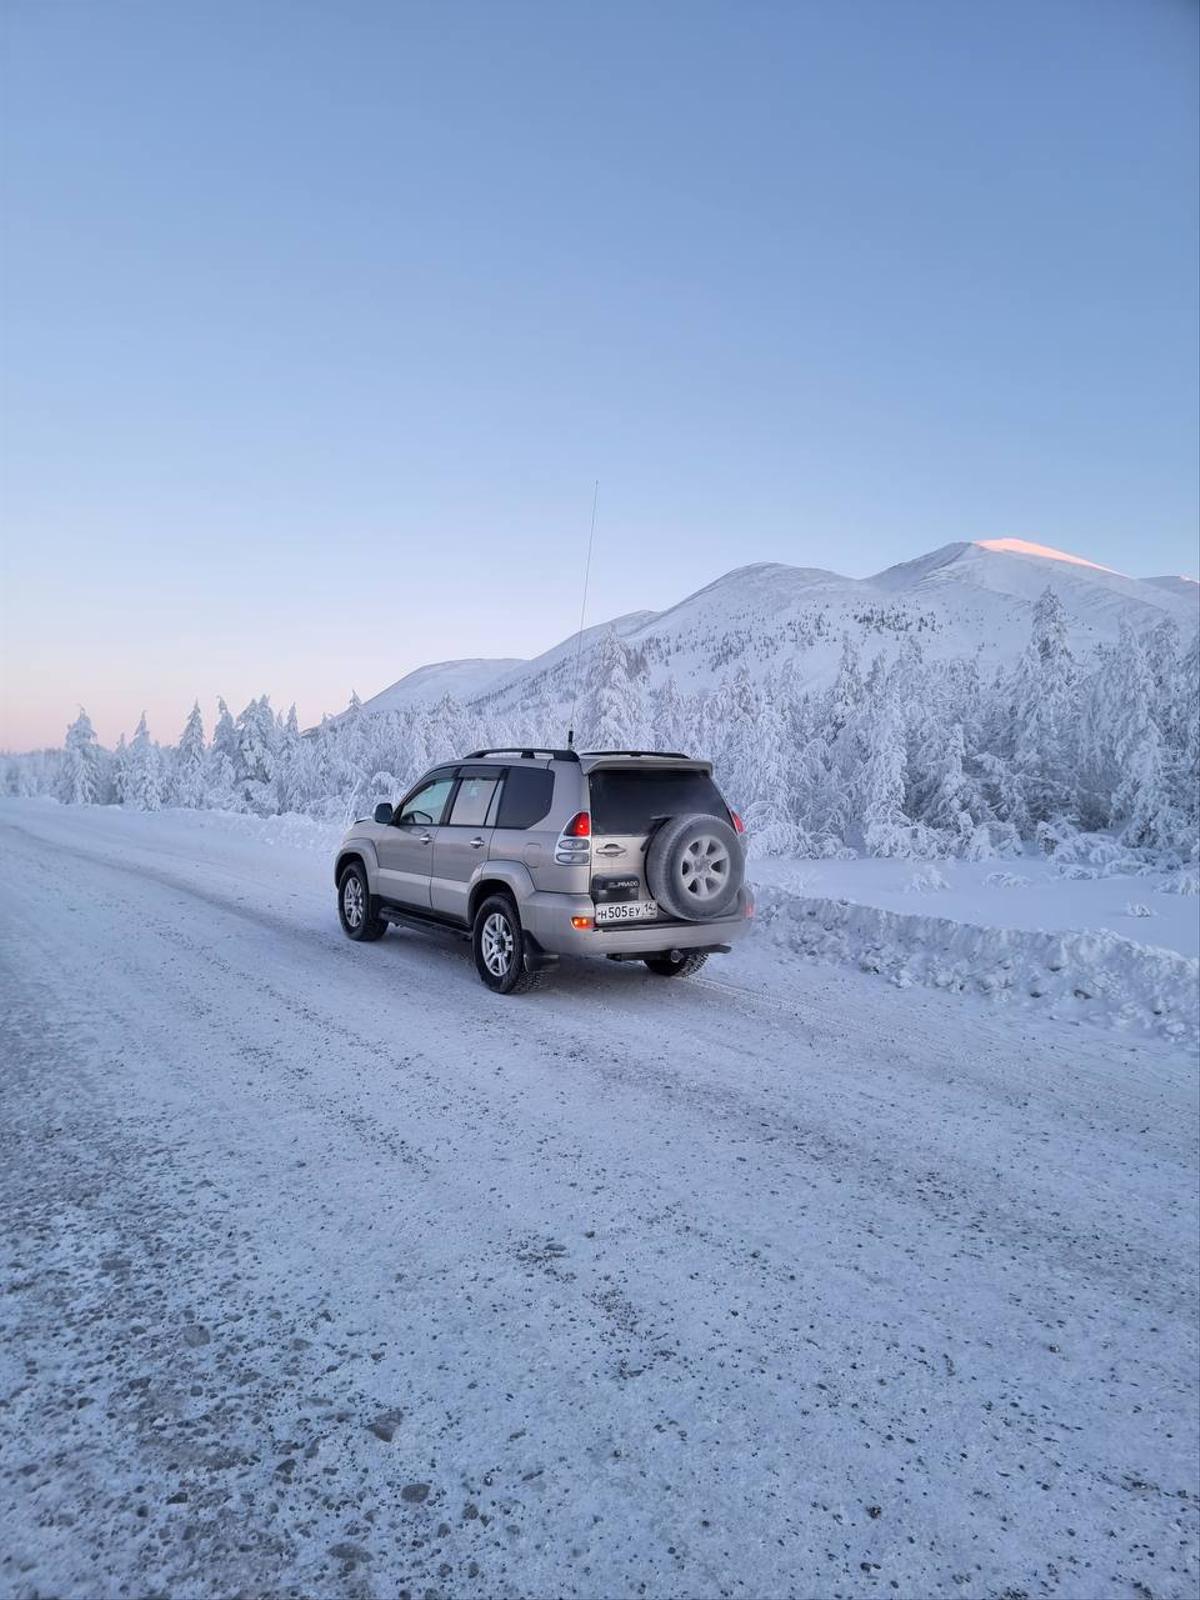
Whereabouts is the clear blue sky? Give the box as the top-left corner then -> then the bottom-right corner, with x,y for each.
2,0 -> 1196,748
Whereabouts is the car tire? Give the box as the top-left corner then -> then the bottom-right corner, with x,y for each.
644,951 -> 709,979
646,812 -> 744,922
472,894 -> 544,995
337,861 -> 387,941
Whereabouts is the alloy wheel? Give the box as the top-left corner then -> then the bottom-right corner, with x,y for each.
481,911 -> 514,977
678,834 -> 730,905
343,874 -> 364,930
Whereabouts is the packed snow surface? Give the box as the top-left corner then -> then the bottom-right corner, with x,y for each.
2,800 -> 1197,1599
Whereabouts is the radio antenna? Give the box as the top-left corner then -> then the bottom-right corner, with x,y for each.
566,479 -> 599,749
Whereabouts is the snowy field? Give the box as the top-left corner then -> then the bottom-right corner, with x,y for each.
2,798 -> 1198,1599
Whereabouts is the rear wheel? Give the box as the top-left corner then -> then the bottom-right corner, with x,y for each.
644,951 -> 709,979
472,895 -> 544,995
338,862 -> 387,941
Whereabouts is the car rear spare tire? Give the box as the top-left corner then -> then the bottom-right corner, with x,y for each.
645,812 -> 743,922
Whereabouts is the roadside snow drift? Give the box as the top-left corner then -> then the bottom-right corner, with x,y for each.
757,888 -> 1200,1047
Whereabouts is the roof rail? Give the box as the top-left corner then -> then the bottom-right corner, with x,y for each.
465,747 -> 580,762
578,749 -> 692,760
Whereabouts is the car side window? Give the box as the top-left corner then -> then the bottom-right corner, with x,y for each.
397,776 -> 456,827
495,766 -> 555,829
446,776 -> 500,828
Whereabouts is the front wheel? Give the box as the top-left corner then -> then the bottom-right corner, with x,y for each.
472,895 -> 544,994
338,862 -> 387,941
644,951 -> 709,979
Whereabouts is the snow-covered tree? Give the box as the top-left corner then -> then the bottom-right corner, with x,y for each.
272,703 -> 302,813
828,634 -> 864,738
853,674 -> 911,856
988,588 -> 1077,831
580,627 -> 645,749
234,695 -> 279,813
1106,626 -> 1174,849
650,676 -> 687,754
110,733 -> 129,805
125,713 -> 162,811
916,722 -> 976,847
205,698 -> 239,808
172,702 -> 207,808
57,709 -> 104,805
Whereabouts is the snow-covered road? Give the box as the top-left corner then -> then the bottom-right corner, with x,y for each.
2,801 -> 1197,1600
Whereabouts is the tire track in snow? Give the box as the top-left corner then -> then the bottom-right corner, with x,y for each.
2,805 -> 1197,1600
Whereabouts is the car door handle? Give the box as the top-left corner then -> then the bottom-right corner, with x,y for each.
595,843 -> 625,856
468,836 -> 486,849
417,833 -> 432,844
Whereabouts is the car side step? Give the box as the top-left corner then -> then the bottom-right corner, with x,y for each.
377,902 -> 469,941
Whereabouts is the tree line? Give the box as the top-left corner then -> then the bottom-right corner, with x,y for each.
5,589 -> 1197,862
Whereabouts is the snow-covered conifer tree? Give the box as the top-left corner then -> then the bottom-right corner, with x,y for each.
854,675 -> 911,855
110,733 -> 129,806
917,722 -> 975,847
650,676 -> 686,753
582,628 -> 645,749
1178,631 -> 1200,851
234,696 -> 279,813
57,709 -> 104,805
740,690 -> 801,855
272,703 -> 302,813
997,587 -> 1077,830
1105,625 -> 1175,850
427,694 -> 472,765
204,698 -> 239,808
172,701 -> 207,808
829,634 -> 864,738
125,713 -> 162,811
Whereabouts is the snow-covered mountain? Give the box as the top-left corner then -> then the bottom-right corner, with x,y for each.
358,610 -> 656,717
363,537 -> 1198,723
356,657 -> 524,716
1144,574 -> 1200,600
21,534 -> 1196,867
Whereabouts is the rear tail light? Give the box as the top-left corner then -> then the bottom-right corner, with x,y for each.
571,915 -> 594,930
729,810 -> 746,835
555,811 -> 592,864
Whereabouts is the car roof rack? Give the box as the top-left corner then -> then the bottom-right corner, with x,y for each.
577,749 -> 691,760
465,747 -> 580,762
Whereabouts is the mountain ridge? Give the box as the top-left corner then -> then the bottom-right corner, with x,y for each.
358,538 -> 1198,722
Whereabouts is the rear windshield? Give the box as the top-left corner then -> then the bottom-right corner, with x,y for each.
588,768 -> 727,835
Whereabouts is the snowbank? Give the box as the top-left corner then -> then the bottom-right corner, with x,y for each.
751,851 -> 1200,961
755,887 -> 1199,1048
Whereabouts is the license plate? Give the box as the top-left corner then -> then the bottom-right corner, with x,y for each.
594,899 -> 658,924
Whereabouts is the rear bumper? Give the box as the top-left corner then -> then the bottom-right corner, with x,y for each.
521,885 -> 755,958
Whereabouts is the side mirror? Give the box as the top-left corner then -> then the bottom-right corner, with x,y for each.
373,802 -> 394,826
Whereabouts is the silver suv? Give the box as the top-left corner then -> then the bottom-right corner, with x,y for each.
333,748 -> 753,993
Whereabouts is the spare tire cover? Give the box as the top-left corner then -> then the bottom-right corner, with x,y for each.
645,812 -> 744,922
